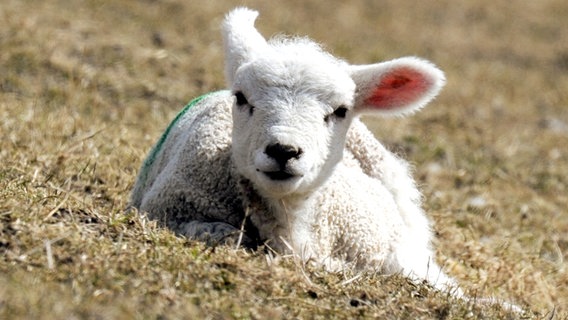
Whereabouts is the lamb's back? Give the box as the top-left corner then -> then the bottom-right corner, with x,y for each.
130,91 -> 246,229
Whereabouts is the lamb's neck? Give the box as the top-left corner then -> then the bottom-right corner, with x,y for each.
237,176 -> 320,255
264,193 -> 320,255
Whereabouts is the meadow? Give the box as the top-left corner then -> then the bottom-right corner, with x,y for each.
1,0 -> 567,318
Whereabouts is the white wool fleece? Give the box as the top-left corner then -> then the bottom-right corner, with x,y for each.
131,7 -> 463,294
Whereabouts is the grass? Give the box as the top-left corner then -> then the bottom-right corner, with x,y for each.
1,0 -> 567,318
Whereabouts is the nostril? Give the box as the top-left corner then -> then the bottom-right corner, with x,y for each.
265,143 -> 302,165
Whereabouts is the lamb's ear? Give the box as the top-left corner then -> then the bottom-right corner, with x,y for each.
349,57 -> 445,116
222,7 -> 268,86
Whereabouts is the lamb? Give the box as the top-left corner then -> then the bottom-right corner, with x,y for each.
130,7 -> 457,292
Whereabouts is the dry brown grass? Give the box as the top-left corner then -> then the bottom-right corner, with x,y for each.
1,0 -> 567,318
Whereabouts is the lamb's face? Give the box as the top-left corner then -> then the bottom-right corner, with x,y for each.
231,57 -> 356,198
223,9 -> 445,198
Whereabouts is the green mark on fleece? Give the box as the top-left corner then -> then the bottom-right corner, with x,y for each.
137,90 -> 226,186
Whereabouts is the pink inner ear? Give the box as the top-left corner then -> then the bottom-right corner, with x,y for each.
364,67 -> 431,110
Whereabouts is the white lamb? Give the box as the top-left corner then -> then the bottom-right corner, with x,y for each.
131,7 -> 458,292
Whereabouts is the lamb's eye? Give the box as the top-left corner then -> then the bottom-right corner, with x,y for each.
324,106 -> 348,124
234,91 -> 248,106
333,106 -> 348,118
234,91 -> 255,115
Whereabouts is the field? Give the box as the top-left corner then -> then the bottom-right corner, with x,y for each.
1,0 -> 567,318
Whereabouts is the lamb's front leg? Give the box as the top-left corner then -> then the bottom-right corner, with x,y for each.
176,221 -> 255,247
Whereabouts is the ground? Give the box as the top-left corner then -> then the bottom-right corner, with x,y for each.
1,0 -> 567,319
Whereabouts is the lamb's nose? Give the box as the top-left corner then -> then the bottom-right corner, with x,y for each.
265,143 -> 302,166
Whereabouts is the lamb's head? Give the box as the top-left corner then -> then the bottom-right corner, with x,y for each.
223,8 -> 445,199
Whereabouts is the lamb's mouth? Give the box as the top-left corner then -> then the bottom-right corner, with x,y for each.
263,170 -> 297,181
